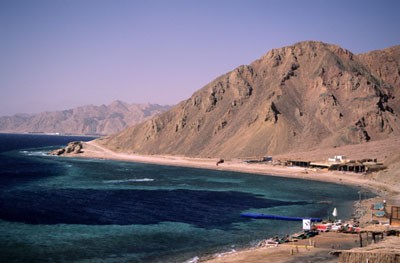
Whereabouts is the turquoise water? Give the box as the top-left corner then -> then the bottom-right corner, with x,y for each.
0,134 -> 365,262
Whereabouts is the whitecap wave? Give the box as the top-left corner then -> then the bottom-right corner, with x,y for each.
212,249 -> 237,259
20,150 -> 48,156
103,178 -> 154,184
184,256 -> 199,263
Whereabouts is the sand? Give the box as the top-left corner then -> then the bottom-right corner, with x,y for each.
203,232 -> 360,263
76,141 -> 399,196
61,141 -> 400,263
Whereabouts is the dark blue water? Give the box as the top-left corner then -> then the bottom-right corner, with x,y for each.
0,134 -> 364,262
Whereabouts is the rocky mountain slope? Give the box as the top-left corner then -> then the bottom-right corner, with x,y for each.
0,101 -> 171,135
98,41 -> 400,158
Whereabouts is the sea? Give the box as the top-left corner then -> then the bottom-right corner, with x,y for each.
0,133 -> 368,262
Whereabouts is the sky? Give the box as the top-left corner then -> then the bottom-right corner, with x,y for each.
1,0 -> 399,116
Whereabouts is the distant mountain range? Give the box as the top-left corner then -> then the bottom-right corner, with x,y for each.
0,101 -> 171,135
97,41 -> 400,158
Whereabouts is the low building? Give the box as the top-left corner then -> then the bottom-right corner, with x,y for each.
328,155 -> 347,163
390,206 -> 400,227
287,160 -> 310,167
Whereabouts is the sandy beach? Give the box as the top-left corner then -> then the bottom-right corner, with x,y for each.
203,232 -> 361,263
60,140 -> 400,263
75,141 -> 400,197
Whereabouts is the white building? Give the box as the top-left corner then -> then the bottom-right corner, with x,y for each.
328,155 -> 347,163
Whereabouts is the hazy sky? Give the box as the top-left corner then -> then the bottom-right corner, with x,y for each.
1,0 -> 399,116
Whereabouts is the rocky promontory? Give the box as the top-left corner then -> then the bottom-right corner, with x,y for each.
50,141 -> 84,156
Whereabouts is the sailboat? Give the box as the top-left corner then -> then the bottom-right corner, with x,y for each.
332,207 -> 338,219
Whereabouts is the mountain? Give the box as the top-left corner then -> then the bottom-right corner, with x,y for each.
357,45 -> 400,114
97,41 -> 400,158
0,101 -> 171,135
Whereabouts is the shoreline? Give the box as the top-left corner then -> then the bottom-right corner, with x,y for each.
0,132 -> 101,138
68,141 -> 399,197
57,140 -> 400,263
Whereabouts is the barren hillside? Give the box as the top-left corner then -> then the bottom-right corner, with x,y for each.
98,41 -> 400,159
0,101 -> 171,135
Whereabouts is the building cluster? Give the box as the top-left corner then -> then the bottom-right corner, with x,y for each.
254,155 -> 387,173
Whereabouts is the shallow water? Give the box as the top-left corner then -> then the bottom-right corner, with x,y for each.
0,134 -> 366,262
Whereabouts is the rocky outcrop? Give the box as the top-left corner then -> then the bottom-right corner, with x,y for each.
0,101 -> 171,135
50,141 -> 83,156
97,41 -> 400,159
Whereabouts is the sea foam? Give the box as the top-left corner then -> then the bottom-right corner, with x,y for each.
20,150 -> 47,156
102,178 -> 154,184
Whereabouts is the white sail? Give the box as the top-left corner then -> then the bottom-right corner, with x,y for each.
332,207 -> 338,217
